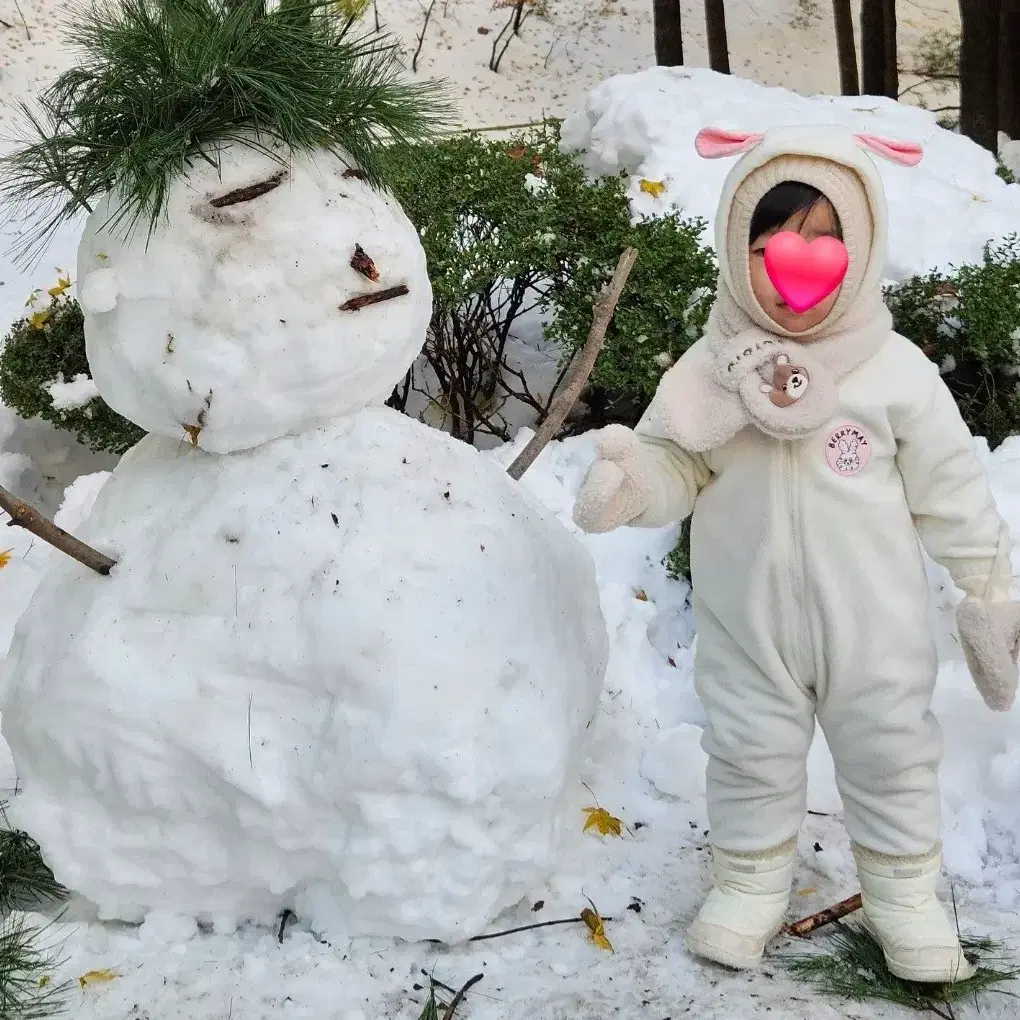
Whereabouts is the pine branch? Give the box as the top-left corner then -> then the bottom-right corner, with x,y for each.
1,0 -> 455,265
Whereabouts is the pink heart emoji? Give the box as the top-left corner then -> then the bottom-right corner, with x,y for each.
763,232 -> 849,315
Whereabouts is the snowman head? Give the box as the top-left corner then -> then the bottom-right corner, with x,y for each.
77,141 -> 433,453
2,0 -> 452,454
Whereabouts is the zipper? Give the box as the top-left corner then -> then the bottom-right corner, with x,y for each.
781,439 -> 809,687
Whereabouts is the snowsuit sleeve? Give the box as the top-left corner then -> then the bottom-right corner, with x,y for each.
894,361 -> 1013,601
627,394 -> 712,529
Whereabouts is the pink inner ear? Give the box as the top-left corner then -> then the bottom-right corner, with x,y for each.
695,127 -> 765,159
854,133 -> 924,167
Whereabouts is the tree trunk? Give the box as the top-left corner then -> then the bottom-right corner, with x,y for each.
832,0 -> 860,95
882,0 -> 898,97
653,0 -> 684,65
860,0 -> 886,95
999,0 -> 1020,139
860,0 -> 897,97
704,0 -> 730,73
959,0 -> 1001,151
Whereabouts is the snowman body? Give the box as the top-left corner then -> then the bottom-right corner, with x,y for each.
0,143 -> 608,941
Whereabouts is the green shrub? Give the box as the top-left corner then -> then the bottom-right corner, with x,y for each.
382,123 -> 716,442
0,281 -> 143,455
381,123 -> 590,444
664,517 -> 692,584
997,161 -> 1017,185
885,235 -> 1020,449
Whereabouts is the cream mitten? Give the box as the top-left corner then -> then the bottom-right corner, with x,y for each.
956,597 -> 1020,711
572,425 -> 653,534
685,841 -> 796,970
854,844 -> 975,984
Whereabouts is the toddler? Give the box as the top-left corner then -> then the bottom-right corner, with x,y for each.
573,125 -> 1020,982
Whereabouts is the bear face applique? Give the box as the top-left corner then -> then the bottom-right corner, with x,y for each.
760,353 -> 810,408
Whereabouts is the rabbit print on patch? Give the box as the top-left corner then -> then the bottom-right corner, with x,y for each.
825,423 -> 871,476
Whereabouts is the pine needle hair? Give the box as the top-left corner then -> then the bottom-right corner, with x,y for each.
0,0 -> 455,265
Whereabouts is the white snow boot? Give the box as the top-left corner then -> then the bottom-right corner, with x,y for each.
854,844 -> 976,983
685,841 -> 796,969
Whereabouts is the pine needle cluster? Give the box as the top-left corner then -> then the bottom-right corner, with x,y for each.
1,0 -> 454,263
785,921 -> 1020,1017
0,814 -> 71,1020
0,913 -> 71,1020
0,825 -> 67,915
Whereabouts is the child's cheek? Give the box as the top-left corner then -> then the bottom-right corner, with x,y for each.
748,255 -> 777,309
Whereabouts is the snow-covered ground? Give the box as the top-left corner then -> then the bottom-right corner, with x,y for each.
2,65 -> 1020,1020
0,0 -> 969,131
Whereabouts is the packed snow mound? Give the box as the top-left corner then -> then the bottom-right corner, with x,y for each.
76,143 -> 431,454
0,408 -> 607,939
562,67 -> 1020,281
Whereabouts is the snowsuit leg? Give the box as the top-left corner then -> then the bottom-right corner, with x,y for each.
692,597 -> 815,853
816,638 -> 942,857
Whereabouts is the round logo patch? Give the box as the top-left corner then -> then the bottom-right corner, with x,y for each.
825,423 -> 871,476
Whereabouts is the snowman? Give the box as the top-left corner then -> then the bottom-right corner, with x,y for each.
0,2 -> 607,943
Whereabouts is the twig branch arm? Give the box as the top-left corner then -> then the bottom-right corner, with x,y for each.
0,484 -> 116,576
506,247 -> 638,481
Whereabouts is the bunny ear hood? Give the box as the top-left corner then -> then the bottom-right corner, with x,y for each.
647,125 -> 923,454
700,124 -> 919,337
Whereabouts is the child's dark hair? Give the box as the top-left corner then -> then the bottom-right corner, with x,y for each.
748,182 -> 842,243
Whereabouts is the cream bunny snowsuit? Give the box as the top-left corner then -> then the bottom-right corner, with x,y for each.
574,126 -> 1016,862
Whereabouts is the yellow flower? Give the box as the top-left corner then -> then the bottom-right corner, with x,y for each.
30,310 -> 52,330
48,273 -> 72,298
0,549 -> 13,571
639,179 -> 666,199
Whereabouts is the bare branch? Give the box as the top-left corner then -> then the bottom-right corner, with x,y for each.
507,248 -> 638,480
784,892 -> 863,937
0,484 -> 116,576
441,973 -> 484,1020
412,0 -> 437,73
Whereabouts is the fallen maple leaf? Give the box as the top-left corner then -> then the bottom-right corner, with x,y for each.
583,806 -> 623,837
639,179 -> 666,198
48,272 -> 72,299
79,969 -> 117,989
633,588 -> 649,601
0,549 -> 12,571
580,905 -> 614,952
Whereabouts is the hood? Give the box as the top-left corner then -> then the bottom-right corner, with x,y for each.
696,125 -> 922,340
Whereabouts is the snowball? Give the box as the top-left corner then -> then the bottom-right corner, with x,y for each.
76,142 -> 432,453
0,408 -> 607,941
45,372 -> 100,410
78,268 -> 120,314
